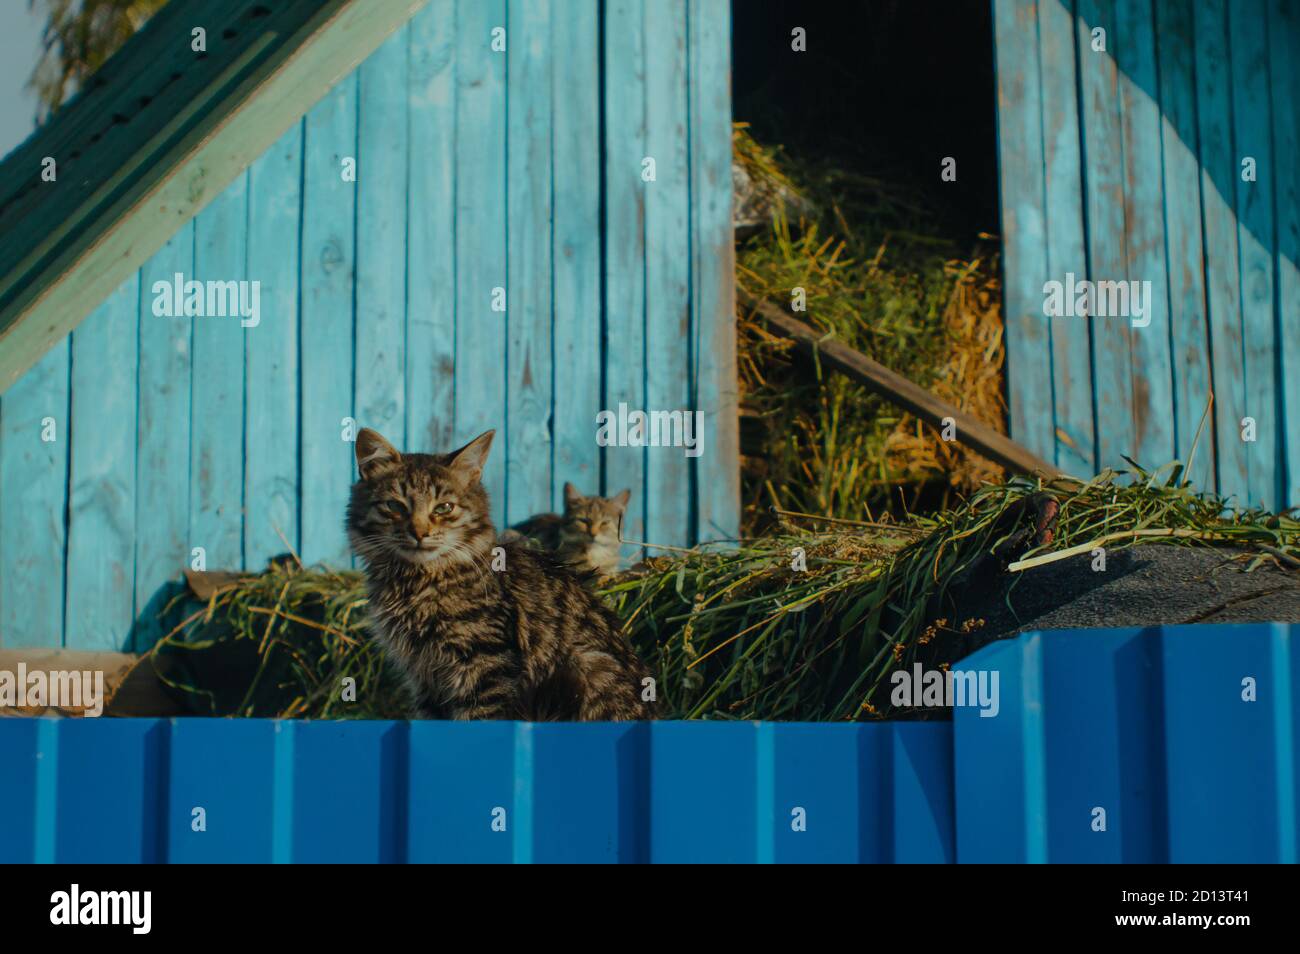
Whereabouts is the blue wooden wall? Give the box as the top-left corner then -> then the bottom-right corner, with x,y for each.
2,623 -> 1294,862
994,0 -> 1300,511
0,0 -> 740,651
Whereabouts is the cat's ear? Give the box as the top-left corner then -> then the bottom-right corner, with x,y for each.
563,481 -> 581,507
356,428 -> 401,480
611,488 -> 631,511
447,429 -> 495,483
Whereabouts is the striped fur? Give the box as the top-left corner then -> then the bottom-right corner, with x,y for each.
505,483 -> 630,580
346,428 -> 652,721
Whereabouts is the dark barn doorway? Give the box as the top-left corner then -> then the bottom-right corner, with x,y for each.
738,0 -> 998,237
729,0 -> 1005,525
732,0 -> 999,245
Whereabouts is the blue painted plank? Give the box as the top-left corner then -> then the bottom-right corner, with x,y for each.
531,722 -> 647,863
1114,0 -> 1174,470
954,634 -> 1046,862
300,76 -> 358,567
1271,0 -> 1300,509
64,273 -> 138,650
1161,623 -> 1291,861
0,718 -> 41,862
688,0 -> 740,543
1077,0 -> 1136,474
290,720 -> 406,863
356,28 -> 409,455
649,721 -> 756,863
407,720 -> 516,862
1194,0 -> 1249,505
1229,1 -> 1280,510
454,0 -> 508,523
505,0 -> 554,525
168,719 -> 275,862
1037,0 -> 1095,476
1040,629 -> 1166,862
643,0 -> 692,550
1155,0 -> 1216,492
134,224 -> 194,651
770,723 -> 869,862
549,0 -> 602,511
53,719 -> 168,862
0,339 -> 69,648
891,722 -> 956,862
992,1 -> 1054,466
245,123 -> 303,567
603,0 -> 648,554
405,1 -> 458,455
191,175 -> 248,570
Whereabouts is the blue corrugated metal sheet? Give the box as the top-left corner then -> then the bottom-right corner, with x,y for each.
0,718 -> 954,863
0,0 -> 741,653
956,622 -> 1299,862
2,623 -> 1294,862
994,0 -> 1300,510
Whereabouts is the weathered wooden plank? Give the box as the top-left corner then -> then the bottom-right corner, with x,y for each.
1270,0 -> 1300,509
0,0 -> 431,395
1076,0 -> 1135,474
1154,0 -> 1215,493
65,273 -> 138,651
603,0 -> 648,550
190,175 -> 248,570
993,1 -> 1054,465
0,0 -> 225,211
0,342 -> 69,647
355,27 -> 410,459
245,123 -> 303,567
643,0 -> 692,550
1114,0 -> 1174,470
745,293 -> 1064,478
1229,0 -> 1280,509
454,0 -> 508,524
133,225 -> 194,651
688,0 -> 739,543
549,0 -> 601,512
0,0 -> 277,257
1194,0 -> 1248,505
506,0 -> 554,525
405,1 -> 457,455
300,77 -> 358,567
1037,0 -> 1094,476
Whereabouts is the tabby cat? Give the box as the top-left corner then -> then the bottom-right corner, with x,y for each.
505,483 -> 630,580
346,428 -> 652,721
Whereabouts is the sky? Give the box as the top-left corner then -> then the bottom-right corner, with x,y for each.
0,1 -> 47,160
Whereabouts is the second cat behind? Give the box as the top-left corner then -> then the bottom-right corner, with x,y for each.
505,484 -> 630,580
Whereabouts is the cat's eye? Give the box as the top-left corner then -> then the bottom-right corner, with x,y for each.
380,501 -> 408,518
433,502 -> 454,515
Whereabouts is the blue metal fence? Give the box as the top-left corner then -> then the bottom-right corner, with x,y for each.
1,623 -> 1295,862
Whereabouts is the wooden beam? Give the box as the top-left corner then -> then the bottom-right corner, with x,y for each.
740,290 -> 1067,479
0,0 -> 429,392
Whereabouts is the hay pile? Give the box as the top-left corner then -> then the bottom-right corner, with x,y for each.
733,124 -> 1006,530
142,469 -> 1298,722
